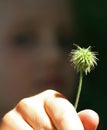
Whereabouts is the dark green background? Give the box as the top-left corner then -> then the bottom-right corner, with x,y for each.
74,0 -> 107,129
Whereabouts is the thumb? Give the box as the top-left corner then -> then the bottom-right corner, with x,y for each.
78,109 -> 99,130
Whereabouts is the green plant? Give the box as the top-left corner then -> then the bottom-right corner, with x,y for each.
70,44 -> 98,110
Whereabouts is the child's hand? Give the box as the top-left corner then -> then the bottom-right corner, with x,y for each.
0,90 -> 99,130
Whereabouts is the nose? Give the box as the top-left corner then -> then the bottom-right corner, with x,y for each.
40,41 -> 63,69
37,29 -> 64,69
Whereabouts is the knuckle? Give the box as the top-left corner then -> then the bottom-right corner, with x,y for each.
1,110 -> 15,127
2,112 -> 10,124
44,89 -> 64,98
45,89 -> 58,94
16,98 -> 29,112
43,89 -> 66,103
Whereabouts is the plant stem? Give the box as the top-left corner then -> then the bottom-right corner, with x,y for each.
74,71 -> 83,110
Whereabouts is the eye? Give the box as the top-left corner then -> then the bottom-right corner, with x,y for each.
12,33 -> 34,48
57,35 -> 73,53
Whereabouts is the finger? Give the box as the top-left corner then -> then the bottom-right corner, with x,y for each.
78,109 -> 99,130
44,91 -> 84,130
0,109 -> 33,130
16,95 -> 56,130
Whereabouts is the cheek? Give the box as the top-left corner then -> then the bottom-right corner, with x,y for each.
0,55 -> 35,110
0,53 -> 34,92
62,62 -> 78,98
8,54 -> 33,77
64,61 -> 77,84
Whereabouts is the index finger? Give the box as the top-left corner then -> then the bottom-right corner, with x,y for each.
44,90 -> 84,130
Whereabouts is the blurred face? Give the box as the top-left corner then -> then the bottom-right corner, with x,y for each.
0,0 -> 77,114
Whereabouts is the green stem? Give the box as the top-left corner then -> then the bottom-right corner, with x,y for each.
74,71 -> 83,110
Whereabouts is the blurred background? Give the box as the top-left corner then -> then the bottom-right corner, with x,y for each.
74,0 -> 107,129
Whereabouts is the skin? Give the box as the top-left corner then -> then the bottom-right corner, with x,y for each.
0,0 -> 77,115
0,0 -> 99,129
0,90 -> 99,130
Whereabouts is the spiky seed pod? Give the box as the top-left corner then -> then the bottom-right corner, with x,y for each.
70,44 -> 98,75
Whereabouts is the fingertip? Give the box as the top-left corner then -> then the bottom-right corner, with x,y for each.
78,109 -> 99,130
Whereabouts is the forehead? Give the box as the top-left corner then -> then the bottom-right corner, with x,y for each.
0,0 -> 75,36
0,0 -> 73,22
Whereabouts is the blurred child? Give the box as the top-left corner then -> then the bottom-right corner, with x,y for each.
0,0 -> 99,129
